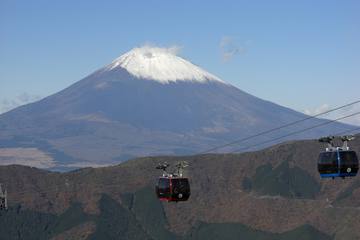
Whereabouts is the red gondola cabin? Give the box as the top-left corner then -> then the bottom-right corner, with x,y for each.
155,177 -> 190,202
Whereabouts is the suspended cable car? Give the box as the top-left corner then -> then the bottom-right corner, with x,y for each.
155,162 -> 190,202
318,136 -> 359,178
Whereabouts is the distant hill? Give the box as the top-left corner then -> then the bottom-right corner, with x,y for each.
0,46 -> 354,170
0,136 -> 359,239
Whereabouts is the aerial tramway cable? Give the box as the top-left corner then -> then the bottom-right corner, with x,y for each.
197,100 -> 360,154
231,111 -> 360,153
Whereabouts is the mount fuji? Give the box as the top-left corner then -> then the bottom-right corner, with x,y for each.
0,46 -> 353,170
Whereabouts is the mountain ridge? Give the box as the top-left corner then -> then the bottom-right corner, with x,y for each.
1,136 -> 360,239
0,47 -> 355,169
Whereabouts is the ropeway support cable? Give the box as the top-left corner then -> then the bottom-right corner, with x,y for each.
231,111 -> 360,153
197,100 -> 360,154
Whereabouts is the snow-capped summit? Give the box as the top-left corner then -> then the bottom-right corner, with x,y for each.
105,46 -> 224,84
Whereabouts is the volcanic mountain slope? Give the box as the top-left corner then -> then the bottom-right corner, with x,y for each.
0,136 -> 360,239
0,46 -> 354,169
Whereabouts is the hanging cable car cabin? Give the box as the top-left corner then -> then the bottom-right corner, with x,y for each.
155,162 -> 191,202
318,136 -> 359,178
156,176 -> 190,202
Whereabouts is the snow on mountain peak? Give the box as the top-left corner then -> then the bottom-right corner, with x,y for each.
106,46 -> 225,84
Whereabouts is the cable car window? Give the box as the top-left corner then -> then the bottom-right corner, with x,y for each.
171,178 -> 190,194
318,151 -> 338,174
158,178 -> 170,194
318,152 -> 338,165
339,151 -> 358,165
171,178 -> 190,201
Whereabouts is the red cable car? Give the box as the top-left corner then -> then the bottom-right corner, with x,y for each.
156,177 -> 190,202
155,162 -> 191,202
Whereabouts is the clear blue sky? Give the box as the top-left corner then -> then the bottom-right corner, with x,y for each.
1,0 -> 359,122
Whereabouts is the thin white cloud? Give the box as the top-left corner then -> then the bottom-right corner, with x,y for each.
303,103 -> 360,126
220,36 -> 247,62
139,42 -> 183,56
304,104 -> 330,116
0,93 -> 42,114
